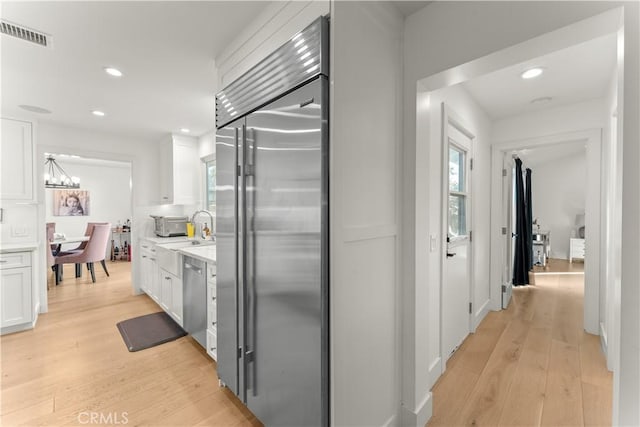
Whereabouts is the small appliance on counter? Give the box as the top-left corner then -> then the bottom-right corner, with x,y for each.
150,215 -> 188,237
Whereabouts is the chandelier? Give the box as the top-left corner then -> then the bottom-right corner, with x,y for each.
44,155 -> 80,189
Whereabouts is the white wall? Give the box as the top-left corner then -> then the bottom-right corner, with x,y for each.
44,159 -> 132,238
530,152 -> 587,260
601,56 -> 620,370
215,0 -> 330,89
331,3 -> 403,425
492,99 -> 606,143
404,3 -> 638,425
617,3 -> 640,424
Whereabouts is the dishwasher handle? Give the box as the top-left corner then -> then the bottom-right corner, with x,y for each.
184,262 -> 203,276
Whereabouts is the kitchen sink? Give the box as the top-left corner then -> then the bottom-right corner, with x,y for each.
155,240 -> 215,277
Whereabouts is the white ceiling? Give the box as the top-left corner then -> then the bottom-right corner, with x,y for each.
515,140 -> 586,168
1,1 -> 272,142
393,1 -> 431,17
462,33 -> 617,120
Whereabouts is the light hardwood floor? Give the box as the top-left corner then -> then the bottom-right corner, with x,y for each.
428,271 -> 612,427
533,258 -> 584,274
1,262 -> 261,426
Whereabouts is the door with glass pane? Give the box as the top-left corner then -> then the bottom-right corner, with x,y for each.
442,107 -> 473,362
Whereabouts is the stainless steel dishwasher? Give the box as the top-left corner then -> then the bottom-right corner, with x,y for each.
183,255 -> 206,347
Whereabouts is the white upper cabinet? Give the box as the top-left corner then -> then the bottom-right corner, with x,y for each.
1,118 -> 34,201
159,135 -> 200,205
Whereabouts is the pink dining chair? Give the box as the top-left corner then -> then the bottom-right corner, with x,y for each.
46,222 -> 55,242
46,222 -> 59,255
55,223 -> 112,283
60,222 -> 108,253
46,240 -> 60,288
57,222 -> 110,278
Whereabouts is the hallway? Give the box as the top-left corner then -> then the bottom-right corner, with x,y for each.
428,272 -> 612,426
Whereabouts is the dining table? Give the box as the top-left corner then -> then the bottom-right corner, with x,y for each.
51,235 -> 90,246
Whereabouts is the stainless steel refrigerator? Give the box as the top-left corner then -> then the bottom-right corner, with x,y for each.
215,17 -> 329,427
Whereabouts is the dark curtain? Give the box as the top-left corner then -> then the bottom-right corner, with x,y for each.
525,168 -> 533,270
512,158 -> 530,286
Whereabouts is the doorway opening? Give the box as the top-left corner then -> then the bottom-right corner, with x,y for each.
412,7 -> 623,418
37,147 -> 134,312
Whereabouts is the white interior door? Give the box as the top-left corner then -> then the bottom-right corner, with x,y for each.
442,113 -> 473,361
502,153 -> 514,309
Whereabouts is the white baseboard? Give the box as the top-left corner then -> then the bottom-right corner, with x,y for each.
33,301 -> 40,327
1,321 -> 34,335
599,321 -> 608,351
599,321 -> 613,371
428,356 -> 442,389
473,298 -> 491,331
400,392 -> 432,427
382,413 -> 397,427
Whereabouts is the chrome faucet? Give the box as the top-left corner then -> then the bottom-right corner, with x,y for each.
191,210 -> 215,240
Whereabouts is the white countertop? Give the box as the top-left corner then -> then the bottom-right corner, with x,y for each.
177,245 -> 216,264
0,242 -> 39,253
140,236 -> 216,263
139,236 -> 192,244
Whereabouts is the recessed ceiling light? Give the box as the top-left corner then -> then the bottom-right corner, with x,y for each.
92,110 -> 105,117
530,96 -> 552,104
104,67 -> 123,77
180,128 -> 190,134
19,104 -> 52,114
521,67 -> 545,79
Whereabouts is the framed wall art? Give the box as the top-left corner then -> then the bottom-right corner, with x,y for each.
53,190 -> 90,216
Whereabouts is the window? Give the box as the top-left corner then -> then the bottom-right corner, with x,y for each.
448,145 -> 467,237
206,158 -> 216,212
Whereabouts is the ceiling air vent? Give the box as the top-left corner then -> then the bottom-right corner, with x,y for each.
1,20 -> 51,47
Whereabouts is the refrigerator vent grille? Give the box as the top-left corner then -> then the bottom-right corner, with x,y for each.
216,17 -> 328,129
1,20 -> 51,47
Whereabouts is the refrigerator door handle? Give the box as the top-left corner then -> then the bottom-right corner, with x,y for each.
234,123 -> 247,401
244,126 -> 259,397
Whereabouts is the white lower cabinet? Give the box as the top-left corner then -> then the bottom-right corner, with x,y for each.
139,243 -> 159,302
1,251 -> 32,330
206,263 -> 217,360
206,329 -> 217,360
159,268 -> 183,327
138,240 -> 183,327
